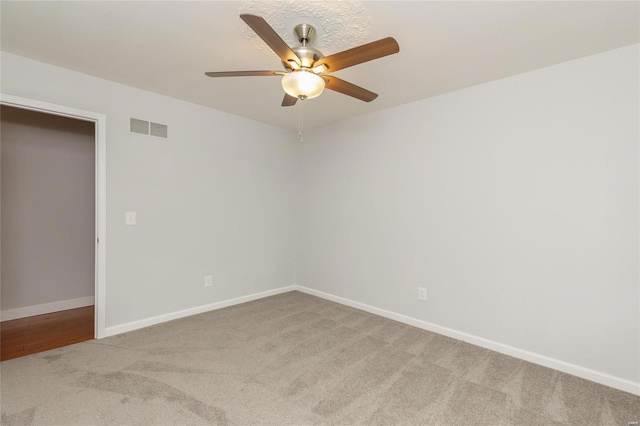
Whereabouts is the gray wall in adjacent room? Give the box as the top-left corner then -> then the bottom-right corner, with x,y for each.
1,106 -> 95,311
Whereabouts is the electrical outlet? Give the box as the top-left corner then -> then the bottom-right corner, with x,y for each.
204,275 -> 213,288
418,287 -> 427,301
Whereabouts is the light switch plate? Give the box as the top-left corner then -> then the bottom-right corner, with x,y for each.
125,211 -> 136,225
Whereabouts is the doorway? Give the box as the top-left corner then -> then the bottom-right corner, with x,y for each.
0,94 -> 106,359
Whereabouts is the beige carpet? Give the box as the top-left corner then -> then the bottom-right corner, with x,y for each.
1,291 -> 638,425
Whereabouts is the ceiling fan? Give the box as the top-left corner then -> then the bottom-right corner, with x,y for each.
205,14 -> 400,106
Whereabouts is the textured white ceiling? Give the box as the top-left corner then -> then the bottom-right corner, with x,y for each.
1,1 -> 638,131
238,0 -> 373,56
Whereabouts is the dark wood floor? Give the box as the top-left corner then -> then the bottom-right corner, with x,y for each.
1,306 -> 94,361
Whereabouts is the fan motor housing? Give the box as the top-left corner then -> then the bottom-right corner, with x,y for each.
283,46 -> 324,70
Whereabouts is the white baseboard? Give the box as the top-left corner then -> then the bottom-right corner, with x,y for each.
1,296 -> 95,322
104,285 -> 296,337
295,285 -> 640,397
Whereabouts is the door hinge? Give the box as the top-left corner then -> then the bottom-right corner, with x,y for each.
96,237 -> 99,244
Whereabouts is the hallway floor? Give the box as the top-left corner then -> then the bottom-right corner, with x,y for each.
1,306 -> 94,361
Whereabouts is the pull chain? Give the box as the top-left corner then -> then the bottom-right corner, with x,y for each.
298,97 -> 304,143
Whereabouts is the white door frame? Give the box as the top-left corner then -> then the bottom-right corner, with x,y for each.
1,93 -> 107,338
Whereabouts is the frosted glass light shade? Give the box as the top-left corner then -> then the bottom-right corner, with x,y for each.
281,71 -> 325,99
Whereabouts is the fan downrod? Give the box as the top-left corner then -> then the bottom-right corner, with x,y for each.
294,23 -> 315,46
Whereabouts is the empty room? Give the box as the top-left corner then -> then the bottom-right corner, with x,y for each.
0,1 -> 638,425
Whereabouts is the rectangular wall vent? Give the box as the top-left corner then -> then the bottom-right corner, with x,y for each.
130,118 -> 168,139
150,122 -> 168,138
130,118 -> 149,135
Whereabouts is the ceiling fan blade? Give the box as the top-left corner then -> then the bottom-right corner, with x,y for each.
282,94 -> 298,107
314,37 -> 399,72
240,14 -> 301,66
323,76 -> 378,102
205,71 -> 282,78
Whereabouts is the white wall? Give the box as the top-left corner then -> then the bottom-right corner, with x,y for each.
1,51 -> 297,329
1,106 -> 95,312
2,44 -> 638,391
297,45 -> 639,385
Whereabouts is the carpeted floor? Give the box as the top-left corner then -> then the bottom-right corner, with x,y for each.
1,291 -> 638,425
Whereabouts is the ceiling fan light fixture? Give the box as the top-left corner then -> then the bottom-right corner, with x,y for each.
281,71 -> 325,100
205,15 -> 399,106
